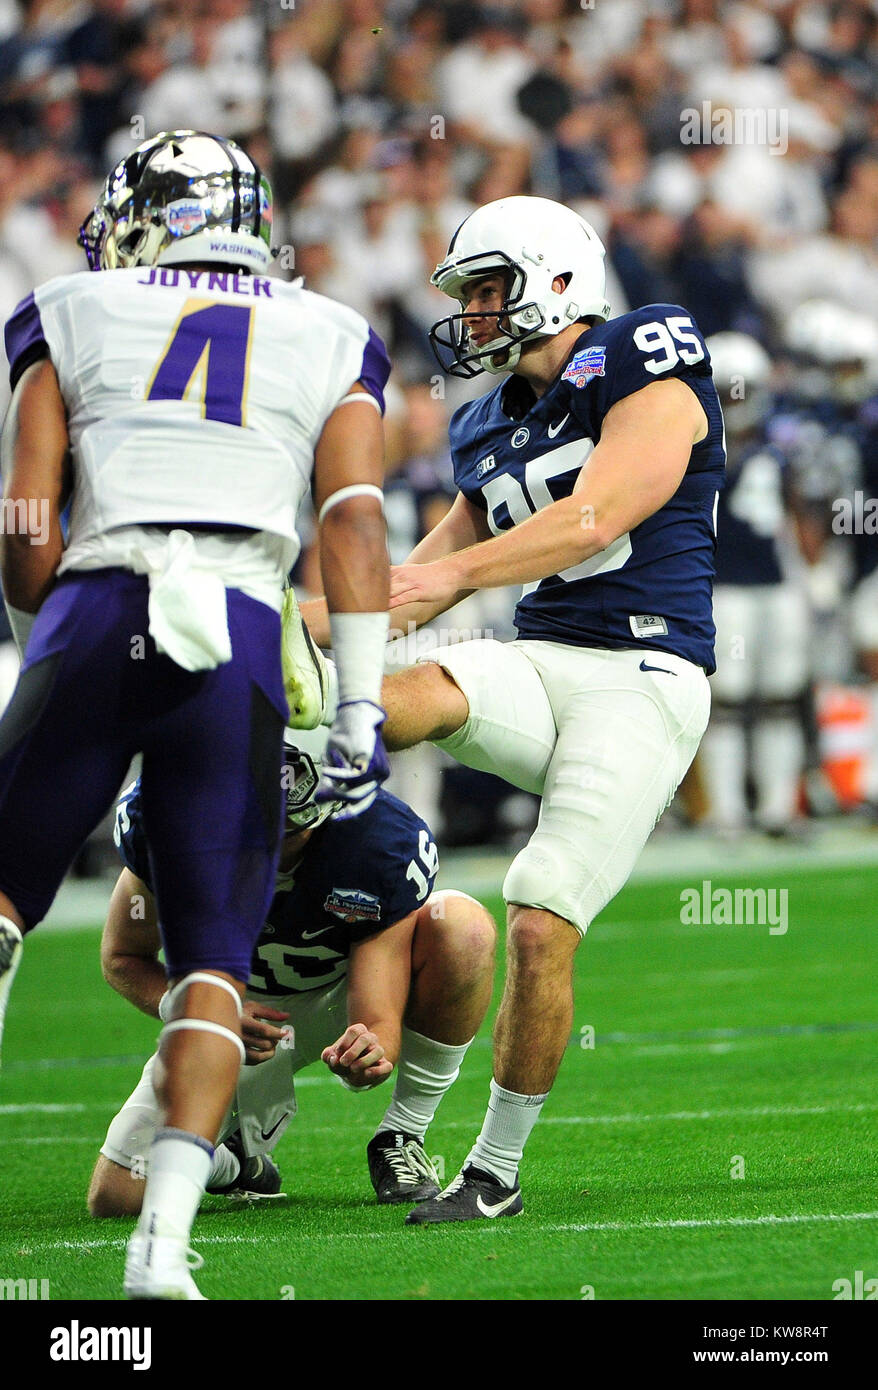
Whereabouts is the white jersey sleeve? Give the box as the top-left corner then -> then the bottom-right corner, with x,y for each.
4,268 -> 390,558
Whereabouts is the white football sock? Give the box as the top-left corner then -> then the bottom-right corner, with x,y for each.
322,657 -> 338,726
753,715 -> 804,828
377,1026 -> 473,1141
0,917 -> 23,1053
465,1078 -> 547,1187
699,718 -> 748,829
135,1128 -> 213,1242
207,1142 -> 240,1189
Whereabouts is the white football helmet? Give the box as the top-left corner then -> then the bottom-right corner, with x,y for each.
706,332 -> 773,436
429,195 -> 611,377
783,299 -> 878,405
79,130 -> 273,275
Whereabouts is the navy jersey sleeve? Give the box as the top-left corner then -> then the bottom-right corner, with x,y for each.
339,790 -> 439,933
572,304 -> 712,424
4,292 -> 50,390
112,778 -> 153,889
379,809 -> 439,927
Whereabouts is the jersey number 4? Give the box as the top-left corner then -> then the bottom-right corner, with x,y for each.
146,299 -> 254,426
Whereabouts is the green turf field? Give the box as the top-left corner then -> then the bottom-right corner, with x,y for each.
1,859 -> 876,1301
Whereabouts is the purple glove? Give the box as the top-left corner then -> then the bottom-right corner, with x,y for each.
315,700 -> 390,818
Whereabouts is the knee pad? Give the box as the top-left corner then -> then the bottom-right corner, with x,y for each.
503,837 -> 592,938
160,972 -> 245,1065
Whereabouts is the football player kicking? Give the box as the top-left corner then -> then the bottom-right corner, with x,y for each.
296,195 -> 724,1222
0,131 -> 392,1297
87,730 -> 496,1219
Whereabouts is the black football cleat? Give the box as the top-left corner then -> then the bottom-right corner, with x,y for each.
207,1131 -> 285,1201
405,1164 -> 523,1224
367,1130 -> 441,1205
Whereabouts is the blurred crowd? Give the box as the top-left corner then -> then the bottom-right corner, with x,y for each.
2,0 -> 878,850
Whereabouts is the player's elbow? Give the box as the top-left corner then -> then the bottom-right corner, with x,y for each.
320,495 -> 385,537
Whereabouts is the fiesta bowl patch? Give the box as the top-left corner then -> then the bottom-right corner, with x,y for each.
166,200 -> 207,236
325,887 -> 382,923
562,345 -> 606,388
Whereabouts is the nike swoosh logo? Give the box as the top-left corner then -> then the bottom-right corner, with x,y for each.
639,659 -> 676,676
260,1113 -> 291,1144
476,1190 -> 520,1217
300,925 -> 337,940
547,413 -> 570,438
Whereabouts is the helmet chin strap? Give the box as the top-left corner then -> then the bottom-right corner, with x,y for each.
483,341 -> 522,374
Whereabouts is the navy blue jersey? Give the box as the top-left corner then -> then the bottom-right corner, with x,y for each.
448,305 -> 725,673
714,438 -> 787,586
114,780 -> 438,994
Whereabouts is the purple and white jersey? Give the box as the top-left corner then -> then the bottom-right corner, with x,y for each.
4,268 -> 390,577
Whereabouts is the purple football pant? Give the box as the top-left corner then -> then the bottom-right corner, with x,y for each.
0,569 -> 286,981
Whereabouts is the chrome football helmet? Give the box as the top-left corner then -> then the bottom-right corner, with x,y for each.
78,130 -> 273,275
282,728 -> 341,833
429,195 -> 611,378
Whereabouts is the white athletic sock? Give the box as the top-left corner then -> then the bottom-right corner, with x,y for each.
753,716 -> 804,828
699,719 -> 748,830
207,1142 -> 240,1189
323,657 -> 339,726
0,917 -> 23,1050
465,1078 -> 547,1187
135,1128 -> 213,1242
377,1026 -> 473,1142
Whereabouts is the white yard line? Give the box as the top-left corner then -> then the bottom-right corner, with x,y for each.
18,1209 -> 878,1255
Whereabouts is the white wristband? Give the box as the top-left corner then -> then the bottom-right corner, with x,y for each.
6,603 -> 36,659
329,611 -> 389,706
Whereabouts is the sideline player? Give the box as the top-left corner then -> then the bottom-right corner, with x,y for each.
698,332 -> 809,835
87,730 -> 495,1216
297,195 -> 723,1221
0,131 -> 390,1296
